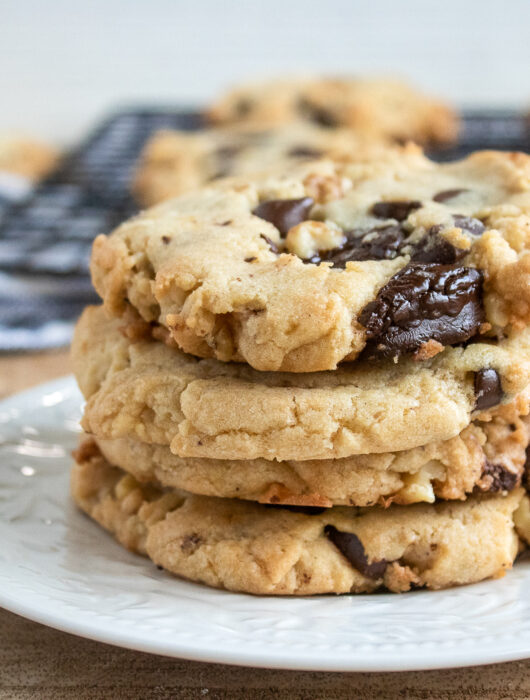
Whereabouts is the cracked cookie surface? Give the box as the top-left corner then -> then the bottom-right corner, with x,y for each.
71,446 -> 529,595
207,76 -> 458,145
73,307 -> 530,461
92,151 -> 530,372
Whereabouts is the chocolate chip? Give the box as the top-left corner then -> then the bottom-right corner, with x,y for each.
244,256 -> 257,263
324,525 -> 387,579
259,233 -> 280,254
433,188 -> 469,203
161,235 -> 171,244
412,226 -> 468,264
474,368 -> 503,410
308,225 -> 406,267
452,215 -> 486,236
180,533 -> 202,553
478,461 -> 519,493
253,197 -> 314,236
371,200 -> 422,222
287,146 -> 324,159
360,263 -> 485,359
298,99 -> 338,127
235,98 -> 252,117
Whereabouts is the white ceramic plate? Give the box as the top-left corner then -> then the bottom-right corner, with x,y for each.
1,376 -> 529,671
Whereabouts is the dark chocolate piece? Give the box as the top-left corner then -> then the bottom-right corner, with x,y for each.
474,368 -> 503,410
479,462 -> 519,493
180,533 -> 202,553
287,146 -> 324,159
298,99 -> 339,127
433,188 -> 469,203
412,226 -> 468,264
259,234 -> 280,254
371,200 -> 422,222
308,225 -> 405,267
324,525 -> 387,579
452,215 -> 486,236
253,197 -> 314,236
360,263 -> 484,359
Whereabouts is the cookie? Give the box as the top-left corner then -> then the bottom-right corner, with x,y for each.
71,445 -> 529,595
207,77 -> 458,145
0,135 -> 58,181
73,307 -> 530,462
133,123 -> 395,206
91,151 -> 530,372
90,397 -> 529,507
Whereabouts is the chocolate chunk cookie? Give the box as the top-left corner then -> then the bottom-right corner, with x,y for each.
73,307 -> 530,462
207,76 -> 458,145
71,448 -> 528,595
89,393 -> 529,507
92,151 -> 530,371
133,123 -> 394,206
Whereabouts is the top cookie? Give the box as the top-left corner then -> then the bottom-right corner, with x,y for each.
92,151 -> 530,372
133,123 -> 395,206
207,77 -> 458,145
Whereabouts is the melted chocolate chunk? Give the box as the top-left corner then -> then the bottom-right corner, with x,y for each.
479,462 -> 519,493
412,226 -> 468,264
452,215 -> 486,236
259,233 -> 280,254
298,99 -> 338,127
324,525 -> 387,579
253,197 -> 314,236
371,200 -> 422,222
308,225 -> 406,267
474,368 -> 503,410
359,263 -> 485,359
287,146 -> 324,159
433,188 -> 469,203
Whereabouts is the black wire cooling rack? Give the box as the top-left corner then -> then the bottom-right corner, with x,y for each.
0,108 -> 528,350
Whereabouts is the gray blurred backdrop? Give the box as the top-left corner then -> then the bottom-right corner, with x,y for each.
1,0 -> 530,141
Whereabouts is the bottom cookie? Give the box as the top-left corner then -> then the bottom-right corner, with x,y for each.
71,444 -> 530,596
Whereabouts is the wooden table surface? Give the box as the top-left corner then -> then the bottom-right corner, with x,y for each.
1,349 -> 529,699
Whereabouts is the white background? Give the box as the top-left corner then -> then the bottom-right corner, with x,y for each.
1,0 -> 530,143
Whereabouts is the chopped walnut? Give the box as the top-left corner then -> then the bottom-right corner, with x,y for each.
413,339 -> 444,361
285,220 -> 344,259
303,172 -> 351,203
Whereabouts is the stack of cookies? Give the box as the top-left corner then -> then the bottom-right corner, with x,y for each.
71,77 -> 530,595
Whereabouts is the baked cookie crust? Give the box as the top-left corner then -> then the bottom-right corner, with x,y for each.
71,447 -> 529,595
92,152 -> 530,372
73,307 -> 530,462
